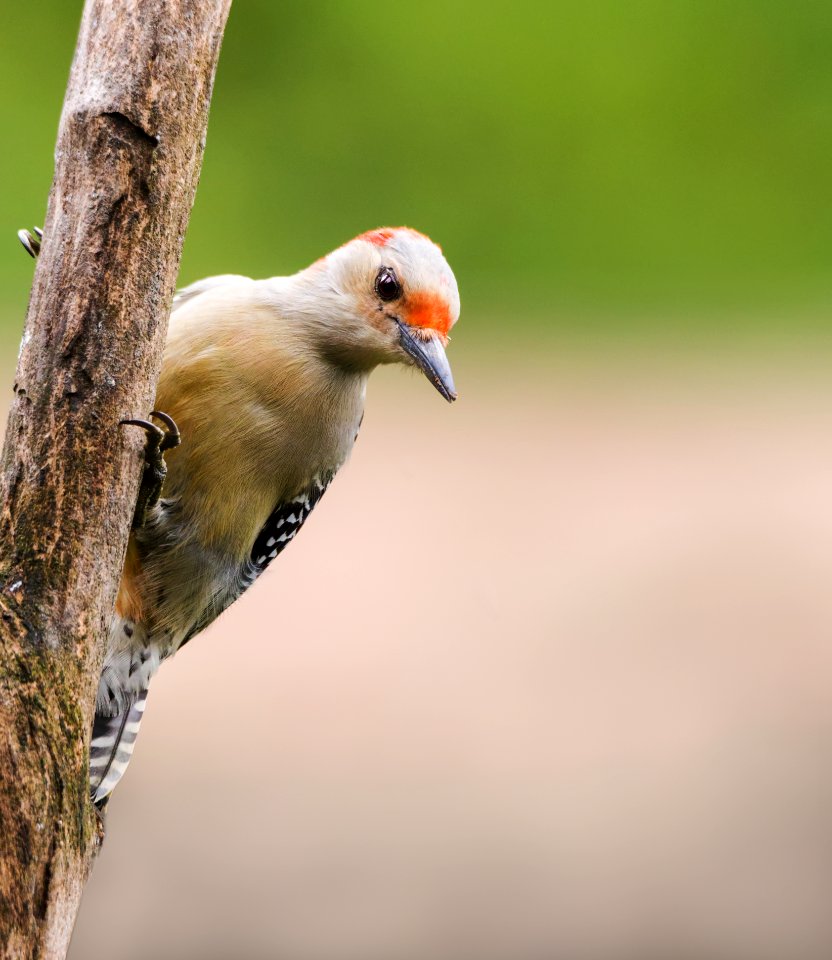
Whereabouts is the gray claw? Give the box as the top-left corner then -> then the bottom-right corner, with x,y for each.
120,411 -> 181,528
149,411 -> 181,452
17,227 -> 42,259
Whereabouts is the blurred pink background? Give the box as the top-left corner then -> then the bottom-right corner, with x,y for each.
58,343 -> 832,960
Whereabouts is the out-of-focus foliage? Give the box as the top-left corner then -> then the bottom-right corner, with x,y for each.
1,0 -> 830,343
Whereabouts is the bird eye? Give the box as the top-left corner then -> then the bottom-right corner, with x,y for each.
375,266 -> 402,302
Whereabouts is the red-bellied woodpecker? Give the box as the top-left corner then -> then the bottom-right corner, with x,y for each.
20,225 -> 460,804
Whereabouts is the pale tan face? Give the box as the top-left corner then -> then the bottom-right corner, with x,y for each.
322,227 -> 460,400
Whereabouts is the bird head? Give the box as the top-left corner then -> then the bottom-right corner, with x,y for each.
307,227 -> 460,401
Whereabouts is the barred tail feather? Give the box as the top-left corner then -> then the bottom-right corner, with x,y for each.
89,688 -> 148,805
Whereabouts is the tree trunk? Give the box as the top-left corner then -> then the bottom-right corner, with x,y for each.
0,2 -> 231,956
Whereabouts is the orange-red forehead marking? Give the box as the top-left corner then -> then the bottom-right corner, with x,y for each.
360,228 -> 396,247
358,226 -> 434,248
405,291 -> 452,336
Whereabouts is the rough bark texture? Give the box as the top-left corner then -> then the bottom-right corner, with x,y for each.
0,2 -> 231,957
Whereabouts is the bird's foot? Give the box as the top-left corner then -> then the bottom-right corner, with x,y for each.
121,411 -> 181,529
18,226 -> 43,259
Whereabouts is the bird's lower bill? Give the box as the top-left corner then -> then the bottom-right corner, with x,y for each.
397,322 -> 457,402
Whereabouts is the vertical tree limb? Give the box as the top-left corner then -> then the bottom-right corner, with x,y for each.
0,2 -> 231,956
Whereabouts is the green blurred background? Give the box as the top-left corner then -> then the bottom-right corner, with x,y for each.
1,0 -> 831,356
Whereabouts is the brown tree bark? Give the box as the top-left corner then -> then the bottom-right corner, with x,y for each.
0,2 -> 232,956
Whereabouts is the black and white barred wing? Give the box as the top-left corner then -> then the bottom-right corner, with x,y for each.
250,473 -> 333,574
181,473 -> 336,647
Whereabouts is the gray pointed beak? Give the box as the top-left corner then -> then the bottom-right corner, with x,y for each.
397,322 -> 457,402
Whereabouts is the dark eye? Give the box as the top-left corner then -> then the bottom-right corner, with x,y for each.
375,266 -> 402,302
